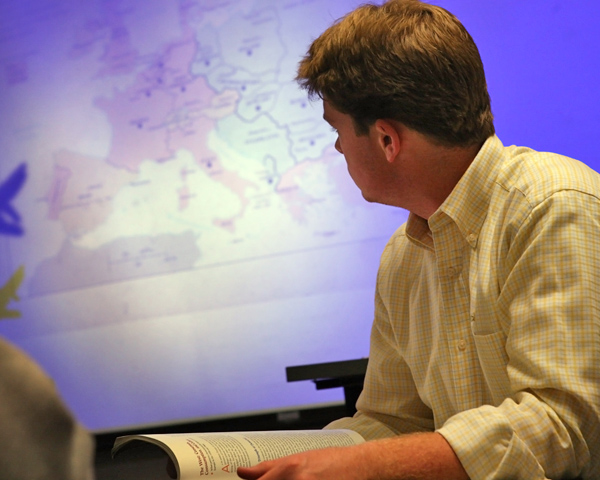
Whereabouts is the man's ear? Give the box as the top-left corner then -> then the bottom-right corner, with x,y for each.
374,119 -> 401,163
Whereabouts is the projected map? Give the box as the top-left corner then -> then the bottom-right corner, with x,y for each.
13,1 -> 398,296
0,0 -> 404,430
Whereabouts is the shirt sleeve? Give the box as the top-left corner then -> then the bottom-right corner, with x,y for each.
438,189 -> 600,479
326,238 -> 435,441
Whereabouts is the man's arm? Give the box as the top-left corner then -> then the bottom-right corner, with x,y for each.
438,188 -> 600,479
237,432 -> 468,480
237,228 -> 467,480
324,231 -> 436,442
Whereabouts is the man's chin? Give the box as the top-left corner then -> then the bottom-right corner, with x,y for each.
361,191 -> 376,203
361,191 -> 384,204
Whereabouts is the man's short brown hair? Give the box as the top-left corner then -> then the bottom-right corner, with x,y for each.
296,0 -> 495,147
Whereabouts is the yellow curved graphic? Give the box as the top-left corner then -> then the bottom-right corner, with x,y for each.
0,265 -> 25,319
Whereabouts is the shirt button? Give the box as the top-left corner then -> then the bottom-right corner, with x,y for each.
467,233 -> 477,243
447,266 -> 457,277
457,339 -> 467,351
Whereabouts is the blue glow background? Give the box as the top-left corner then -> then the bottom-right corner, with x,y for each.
0,0 -> 598,432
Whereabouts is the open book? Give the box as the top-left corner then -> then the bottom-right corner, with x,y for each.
112,429 -> 364,479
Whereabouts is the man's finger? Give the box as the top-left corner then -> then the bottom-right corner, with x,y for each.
237,462 -> 272,479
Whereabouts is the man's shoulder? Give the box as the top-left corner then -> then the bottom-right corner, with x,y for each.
496,145 -> 600,203
382,220 -> 430,259
383,223 -> 408,250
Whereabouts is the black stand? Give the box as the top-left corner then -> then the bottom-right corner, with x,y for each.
286,358 -> 368,416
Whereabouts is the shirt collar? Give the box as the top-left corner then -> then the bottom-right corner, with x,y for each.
406,135 -> 504,250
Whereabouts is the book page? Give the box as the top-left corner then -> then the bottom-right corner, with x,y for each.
113,429 -> 364,479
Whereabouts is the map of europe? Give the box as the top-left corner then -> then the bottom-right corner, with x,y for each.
2,0 -> 401,298
0,0 -> 404,430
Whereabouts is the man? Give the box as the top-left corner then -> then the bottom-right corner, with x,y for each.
238,0 -> 600,478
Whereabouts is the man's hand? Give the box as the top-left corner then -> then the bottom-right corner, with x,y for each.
236,432 -> 469,480
237,445 -> 368,480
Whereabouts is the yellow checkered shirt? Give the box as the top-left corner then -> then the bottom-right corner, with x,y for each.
328,135 -> 600,479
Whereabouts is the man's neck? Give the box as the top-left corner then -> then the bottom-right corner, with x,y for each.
407,140 -> 481,220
